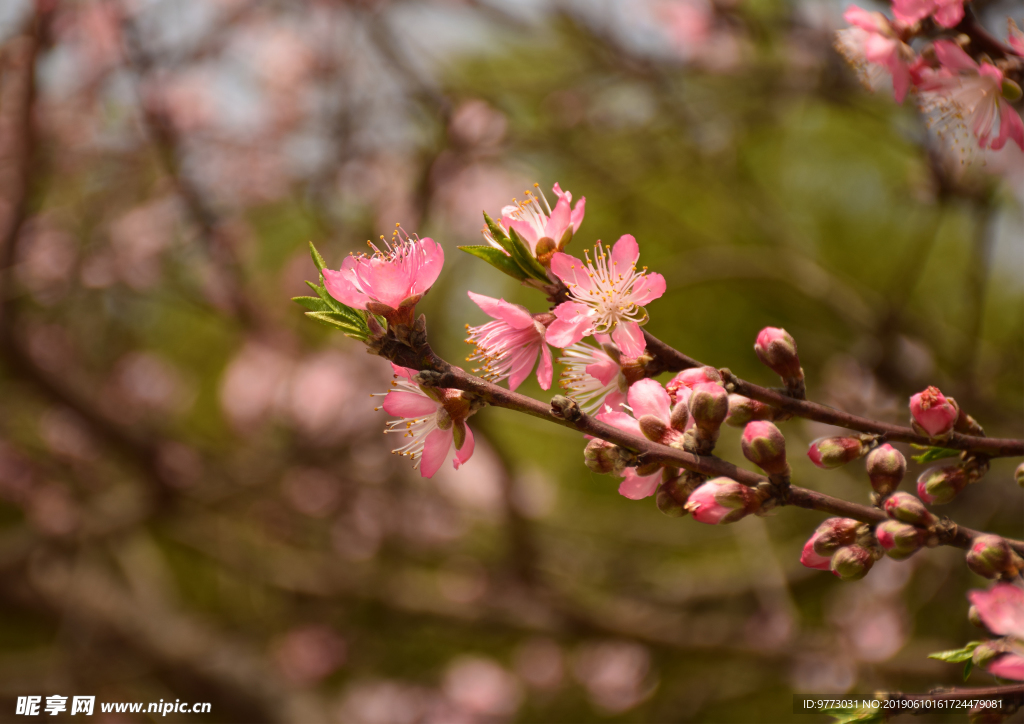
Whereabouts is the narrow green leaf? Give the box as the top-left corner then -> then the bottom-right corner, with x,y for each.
482,211 -> 510,246
304,280 -> 366,329
507,227 -> 551,282
458,245 -> 528,281
911,446 -> 960,464
928,642 -> 979,663
305,311 -> 368,340
309,241 -> 327,275
292,296 -> 330,312
964,659 -> 974,681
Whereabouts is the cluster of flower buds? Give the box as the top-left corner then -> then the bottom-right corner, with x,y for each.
740,421 -> 789,480
753,327 -> 804,396
966,535 -> 1024,580
807,435 -> 872,469
865,443 -> 906,500
800,518 -> 879,580
684,478 -> 765,525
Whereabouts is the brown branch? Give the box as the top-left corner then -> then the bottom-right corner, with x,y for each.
955,9 -> 1018,59
641,330 -> 1024,458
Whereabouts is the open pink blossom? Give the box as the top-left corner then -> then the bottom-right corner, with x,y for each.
917,41 -> 1024,152
484,183 -> 585,260
909,384 -> 959,437
324,231 -> 443,324
625,378 -> 693,445
465,291 -> 553,391
373,364 -> 474,478
546,235 -> 666,358
558,335 -> 628,414
592,408 -> 662,500
835,6 -> 916,103
892,0 -> 965,28
967,584 -> 1024,681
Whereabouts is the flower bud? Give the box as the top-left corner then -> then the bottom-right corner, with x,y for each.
688,382 -> 729,437
807,437 -> 869,469
656,478 -> 689,518
638,414 -> 669,443
965,535 -> 1015,579
584,439 -> 628,475
909,386 -> 958,438
875,520 -> 925,560
684,478 -> 760,525
1015,462 -> 1024,489
830,545 -> 874,581
967,605 -> 984,629
971,640 -> 1004,668
754,327 -> 802,380
669,400 -> 690,432
809,517 -> 861,557
724,394 -> 775,428
883,492 -> 935,527
916,464 -> 968,505
800,538 -> 832,570
740,421 -> 789,476
865,444 -> 906,497
666,366 -> 722,403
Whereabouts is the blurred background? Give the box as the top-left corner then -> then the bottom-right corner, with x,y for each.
0,0 -> 1022,722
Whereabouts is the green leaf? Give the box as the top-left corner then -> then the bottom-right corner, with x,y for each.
482,211 -> 510,246
506,226 -> 552,282
304,280 -> 365,326
309,241 -> 327,275
305,311 -> 369,340
458,245 -> 528,281
928,642 -> 980,663
292,296 -> 330,312
822,707 -> 884,724
964,659 -> 974,681
910,445 -> 960,464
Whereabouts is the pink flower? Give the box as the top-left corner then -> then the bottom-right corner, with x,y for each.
465,291 -> 553,391
835,6 -> 917,103
1010,20 -> 1024,56
558,335 -> 628,414
684,478 -> 759,524
546,235 -> 667,358
909,385 -> 959,438
485,183 -> 585,260
374,365 -> 475,478
626,378 -> 692,445
800,539 -> 832,571
324,232 -> 443,324
917,41 -> 1024,152
665,366 -> 721,403
967,584 -> 1024,681
593,408 -> 662,500
892,0 -> 965,28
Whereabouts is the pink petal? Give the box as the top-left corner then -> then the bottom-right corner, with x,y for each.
612,321 -> 647,359
843,6 -> 885,32
602,389 -> 627,414
544,196 -> 572,240
507,218 -> 541,250
507,344 -> 540,392
537,343 -> 553,390
595,410 -> 643,437
454,425 -> 475,469
382,390 -> 438,418
892,0 -> 936,24
628,379 -> 672,421
390,364 -> 417,380
610,234 -> 640,269
618,470 -> 660,500
552,182 -> 571,203
550,252 -> 595,292
967,585 -> 1024,640
413,238 -> 444,294
801,539 -> 832,570
419,428 -> 453,479
890,57 -> 911,103
467,290 -> 535,329
546,304 -> 594,348
323,268 -> 370,309
586,356 -> 619,386
989,654 -> 1024,682
932,0 -> 964,28
934,39 -> 978,72
630,272 -> 667,306
999,101 -> 1024,150
355,254 -> 414,309
570,197 -> 586,233
863,34 -> 898,66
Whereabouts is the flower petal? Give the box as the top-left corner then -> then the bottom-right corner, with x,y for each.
627,379 -> 672,422
843,6 -> 886,32
507,344 -> 540,391
570,197 -> 586,233
544,196 -> 572,240
546,304 -> 594,348
610,234 -> 640,269
419,428 -> 453,478
585,355 -> 619,386
933,39 -> 978,72
382,390 -> 438,418
630,272 -> 667,306
467,290 -> 535,329
537,342 -> 553,390
612,321 -> 647,359
413,237 -> 445,294
967,585 -> 1024,640
988,654 -> 1024,682
507,218 -> 541,249
618,470 -> 660,500
933,0 -> 964,28
454,425 -> 475,469
595,410 -> 643,437
550,252 -> 595,292
323,268 -> 370,309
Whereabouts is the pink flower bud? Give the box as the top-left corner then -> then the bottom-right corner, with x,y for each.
754,327 -> 801,380
584,439 -> 628,475
740,421 -> 788,476
800,538 -> 832,570
724,394 -> 775,428
807,437 -> 868,469
884,492 -> 935,527
865,444 -> 906,497
916,464 -> 968,505
966,535 -> 1016,579
688,382 -> 729,435
909,386 -> 958,438
830,545 -> 875,581
666,367 -> 722,403
875,520 -> 925,560
809,517 -> 861,557
684,477 -> 759,525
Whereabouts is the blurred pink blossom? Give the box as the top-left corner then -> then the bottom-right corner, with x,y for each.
273,625 -> 346,687
442,656 -> 522,720
572,641 -> 655,713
